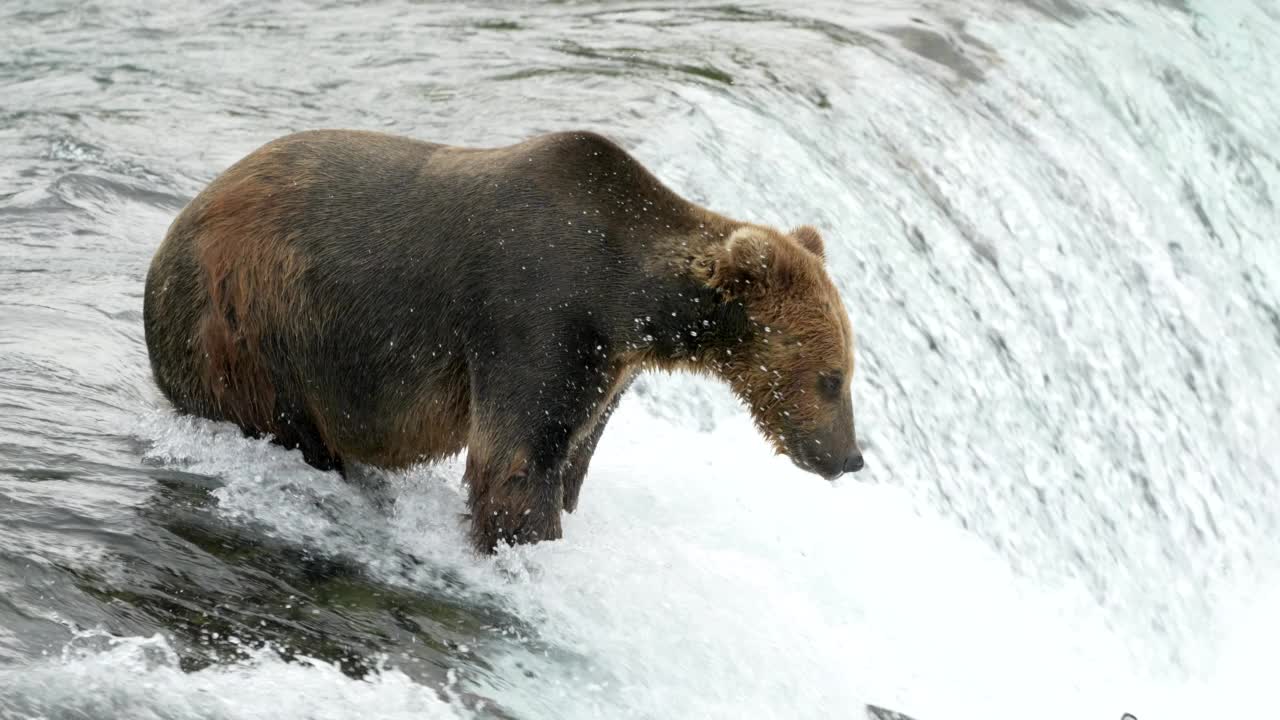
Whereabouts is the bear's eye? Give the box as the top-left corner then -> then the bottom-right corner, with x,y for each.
817,372 -> 843,400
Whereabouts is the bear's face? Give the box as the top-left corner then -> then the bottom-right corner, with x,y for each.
696,225 -> 862,479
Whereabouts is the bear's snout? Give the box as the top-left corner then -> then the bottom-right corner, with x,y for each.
790,399 -> 861,480
791,436 -> 861,480
816,448 -> 862,480
843,451 -> 864,474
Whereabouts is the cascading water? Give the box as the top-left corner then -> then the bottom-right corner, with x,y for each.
1,1 -> 1277,718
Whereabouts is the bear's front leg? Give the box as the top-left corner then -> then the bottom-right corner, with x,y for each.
462,333 -> 617,553
465,447 -> 564,552
560,380 -> 629,514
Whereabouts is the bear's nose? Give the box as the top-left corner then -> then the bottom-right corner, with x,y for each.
843,452 -> 864,473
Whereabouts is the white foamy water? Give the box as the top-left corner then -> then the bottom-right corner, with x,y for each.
0,630 -> 471,720
133,401 -> 1136,720
3,0 -> 1278,718
10,396 -> 1270,720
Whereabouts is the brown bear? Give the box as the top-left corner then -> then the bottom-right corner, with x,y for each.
143,128 -> 863,553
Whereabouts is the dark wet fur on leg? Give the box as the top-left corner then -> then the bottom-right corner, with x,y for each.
466,456 -> 564,552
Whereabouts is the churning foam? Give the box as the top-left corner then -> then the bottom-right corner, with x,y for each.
0,394 -> 1202,720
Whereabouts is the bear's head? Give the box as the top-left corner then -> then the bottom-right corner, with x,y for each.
695,224 -> 862,480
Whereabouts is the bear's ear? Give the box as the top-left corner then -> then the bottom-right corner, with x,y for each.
695,227 -> 798,298
790,225 -> 824,260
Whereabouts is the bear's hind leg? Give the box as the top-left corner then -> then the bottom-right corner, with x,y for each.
270,394 -> 345,476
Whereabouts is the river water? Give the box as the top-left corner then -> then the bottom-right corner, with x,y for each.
1,1 -> 1277,718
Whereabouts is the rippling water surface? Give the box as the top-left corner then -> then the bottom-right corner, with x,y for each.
2,1 -> 1278,718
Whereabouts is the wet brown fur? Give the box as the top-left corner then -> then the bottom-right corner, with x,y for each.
143,128 -> 860,554
681,224 -> 856,465
194,167 -> 305,436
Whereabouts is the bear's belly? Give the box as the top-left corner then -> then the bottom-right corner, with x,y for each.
330,364 -> 472,470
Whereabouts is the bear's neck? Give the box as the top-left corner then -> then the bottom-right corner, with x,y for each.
616,221 -> 758,378
627,280 -> 751,369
